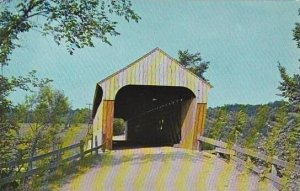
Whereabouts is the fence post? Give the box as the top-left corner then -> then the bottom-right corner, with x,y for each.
102,134 -> 106,152
198,140 -> 202,151
271,164 -> 278,176
91,138 -> 93,155
95,136 -> 98,155
80,140 -> 84,159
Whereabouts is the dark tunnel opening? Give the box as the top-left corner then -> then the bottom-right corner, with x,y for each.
113,85 -> 195,149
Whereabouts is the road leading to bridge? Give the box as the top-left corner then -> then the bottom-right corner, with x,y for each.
60,147 -> 278,191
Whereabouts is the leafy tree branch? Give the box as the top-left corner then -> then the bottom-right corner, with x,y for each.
178,49 -> 210,80
0,0 -> 140,65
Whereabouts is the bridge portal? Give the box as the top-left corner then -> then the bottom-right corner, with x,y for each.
92,48 -> 211,150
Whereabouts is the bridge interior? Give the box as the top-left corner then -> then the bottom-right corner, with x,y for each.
113,85 -> 195,149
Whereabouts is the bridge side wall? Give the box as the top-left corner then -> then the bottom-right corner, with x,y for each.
93,100 -> 114,150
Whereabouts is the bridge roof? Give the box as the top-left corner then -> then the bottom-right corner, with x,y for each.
97,47 -> 212,87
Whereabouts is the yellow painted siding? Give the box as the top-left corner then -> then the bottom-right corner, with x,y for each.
98,48 -> 210,103
180,98 -> 197,149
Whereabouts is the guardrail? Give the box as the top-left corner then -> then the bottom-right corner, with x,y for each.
0,140 -> 102,187
198,135 -> 300,187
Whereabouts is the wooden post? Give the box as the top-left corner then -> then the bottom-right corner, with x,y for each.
193,103 -> 207,149
271,164 -> 278,176
102,133 -> 106,152
95,136 -> 98,155
28,158 -> 33,171
198,140 -> 202,151
180,98 -> 197,149
80,140 -> 84,159
91,137 -> 93,155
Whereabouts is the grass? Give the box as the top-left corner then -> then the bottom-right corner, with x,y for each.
59,124 -> 88,159
6,124 -> 90,190
45,153 -> 103,191
61,124 -> 89,147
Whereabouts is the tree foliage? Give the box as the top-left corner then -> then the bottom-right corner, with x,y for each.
244,105 -> 270,148
207,108 -> 228,140
0,71 -> 51,163
178,49 -> 210,80
226,108 -> 248,145
293,9 -> 300,48
113,118 -> 125,136
274,10 -> 300,176
16,85 -> 70,163
71,108 -> 90,125
264,104 -> 288,156
0,0 -> 140,65
0,1 -> 139,188
278,64 -> 300,111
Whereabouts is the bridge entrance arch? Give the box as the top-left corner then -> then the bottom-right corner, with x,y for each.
113,85 -> 195,148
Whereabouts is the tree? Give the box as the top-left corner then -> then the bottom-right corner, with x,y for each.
0,74 -> 52,190
277,8 -> 300,111
0,71 -> 51,164
178,49 -> 210,80
226,108 -> 248,145
275,7 -> 300,158
4,85 -> 69,189
19,85 -> 70,161
293,9 -> 300,49
274,11 -> 300,179
0,1 -> 139,188
0,0 -> 139,168
0,0 -> 140,65
244,105 -> 270,148
264,104 -> 288,156
278,63 -> 300,112
207,108 -> 228,140
71,108 -> 90,125
113,118 -> 125,136
277,64 -> 300,163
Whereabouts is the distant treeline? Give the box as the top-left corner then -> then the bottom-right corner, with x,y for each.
14,107 -> 91,126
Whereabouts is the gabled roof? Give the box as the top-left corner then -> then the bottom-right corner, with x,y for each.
98,47 -> 212,87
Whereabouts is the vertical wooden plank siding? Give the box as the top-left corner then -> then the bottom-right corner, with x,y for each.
101,100 -> 114,150
180,98 -> 197,149
192,104 -> 201,149
170,59 -> 174,85
136,61 -> 141,85
162,56 -> 167,85
190,103 -> 207,149
158,55 -> 163,85
92,104 -> 99,147
106,100 -> 114,149
102,101 -> 107,146
149,56 -> 154,85
97,101 -> 103,145
199,103 -> 207,135
98,49 -> 210,102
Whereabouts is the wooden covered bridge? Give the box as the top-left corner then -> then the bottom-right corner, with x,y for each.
92,48 -> 212,150
2,49 -> 297,190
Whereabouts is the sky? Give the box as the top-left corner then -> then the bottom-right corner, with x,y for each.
5,0 -> 300,109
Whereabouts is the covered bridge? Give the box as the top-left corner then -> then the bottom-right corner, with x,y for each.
92,48 -> 211,150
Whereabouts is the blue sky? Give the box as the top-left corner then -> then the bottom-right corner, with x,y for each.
5,1 -> 300,108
